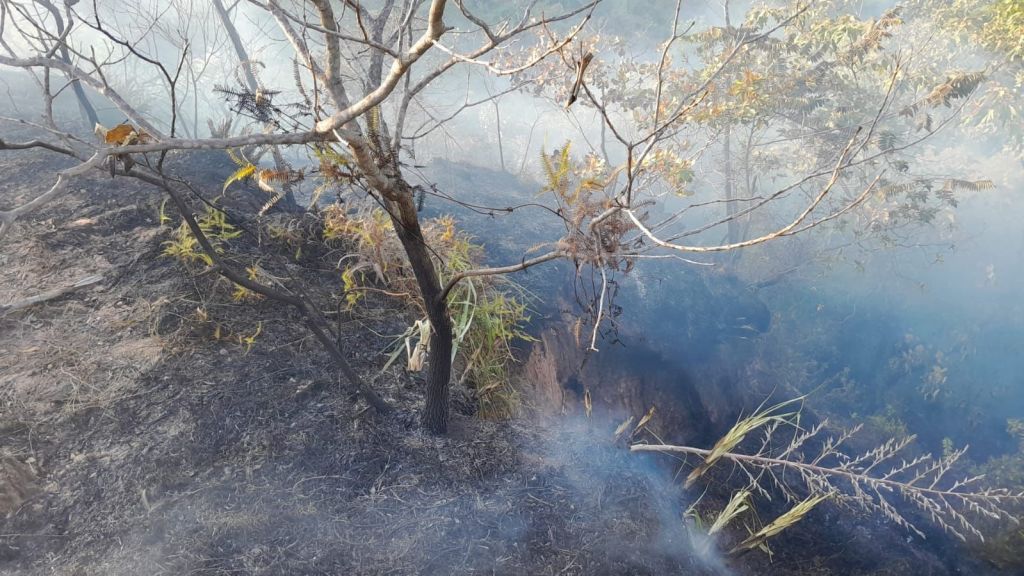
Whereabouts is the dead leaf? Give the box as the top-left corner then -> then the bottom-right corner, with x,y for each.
104,124 -> 136,145
633,406 -> 656,436
613,416 -> 635,441
566,52 -> 594,109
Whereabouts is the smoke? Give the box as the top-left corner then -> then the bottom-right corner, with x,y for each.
533,413 -> 733,575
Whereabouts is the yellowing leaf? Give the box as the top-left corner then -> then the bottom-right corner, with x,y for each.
223,164 -> 256,193
239,321 -> 263,354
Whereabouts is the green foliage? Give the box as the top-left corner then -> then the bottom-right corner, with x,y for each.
540,142 -> 574,202
159,209 -> 264,353
1009,419 -> 1024,448
968,448 -> 1024,570
865,405 -> 910,439
925,0 -> 1024,64
238,321 -> 262,354
162,220 -> 213,266
231,265 -> 266,302
341,265 -> 363,309
157,198 -> 171,227
163,206 -> 239,266
323,205 -> 533,418
197,206 -> 243,243
434,217 -> 535,420
162,206 -> 245,292
911,0 -> 1024,156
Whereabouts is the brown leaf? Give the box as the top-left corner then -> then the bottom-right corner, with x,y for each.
104,124 -> 136,145
566,52 -> 593,109
633,406 -> 656,436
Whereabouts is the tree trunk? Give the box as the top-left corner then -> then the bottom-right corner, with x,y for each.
724,128 -> 743,270
423,305 -> 453,433
724,129 -> 739,244
40,0 -> 98,128
388,187 -> 453,434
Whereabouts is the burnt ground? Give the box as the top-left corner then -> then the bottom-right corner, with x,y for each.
0,122 -> 996,576
0,127 -> 723,576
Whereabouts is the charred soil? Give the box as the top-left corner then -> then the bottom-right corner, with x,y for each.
0,134 -> 713,576
0,128 -> 981,576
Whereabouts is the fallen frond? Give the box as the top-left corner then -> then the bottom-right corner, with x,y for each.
635,407 -> 1024,542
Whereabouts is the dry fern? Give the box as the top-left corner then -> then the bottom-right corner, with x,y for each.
902,71 -> 987,120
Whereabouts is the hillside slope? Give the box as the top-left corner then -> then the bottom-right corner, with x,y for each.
0,133 -> 717,576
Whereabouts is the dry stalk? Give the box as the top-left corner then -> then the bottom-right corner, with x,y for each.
635,403 -> 1024,543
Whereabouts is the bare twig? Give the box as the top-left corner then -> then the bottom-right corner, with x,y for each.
0,274 -> 103,315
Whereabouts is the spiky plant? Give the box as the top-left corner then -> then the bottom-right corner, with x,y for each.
634,400 -> 1024,549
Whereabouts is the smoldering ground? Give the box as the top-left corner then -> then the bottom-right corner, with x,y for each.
118,413 -> 731,576
0,117 -> 727,575
3,0 -> 1024,573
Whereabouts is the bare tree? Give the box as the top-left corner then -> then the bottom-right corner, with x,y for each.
0,0 -> 994,436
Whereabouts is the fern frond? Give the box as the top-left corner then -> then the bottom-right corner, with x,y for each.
941,179 -> 994,193
877,181 -> 917,199
226,148 -> 248,167
258,191 -> 284,217
540,148 -> 558,190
